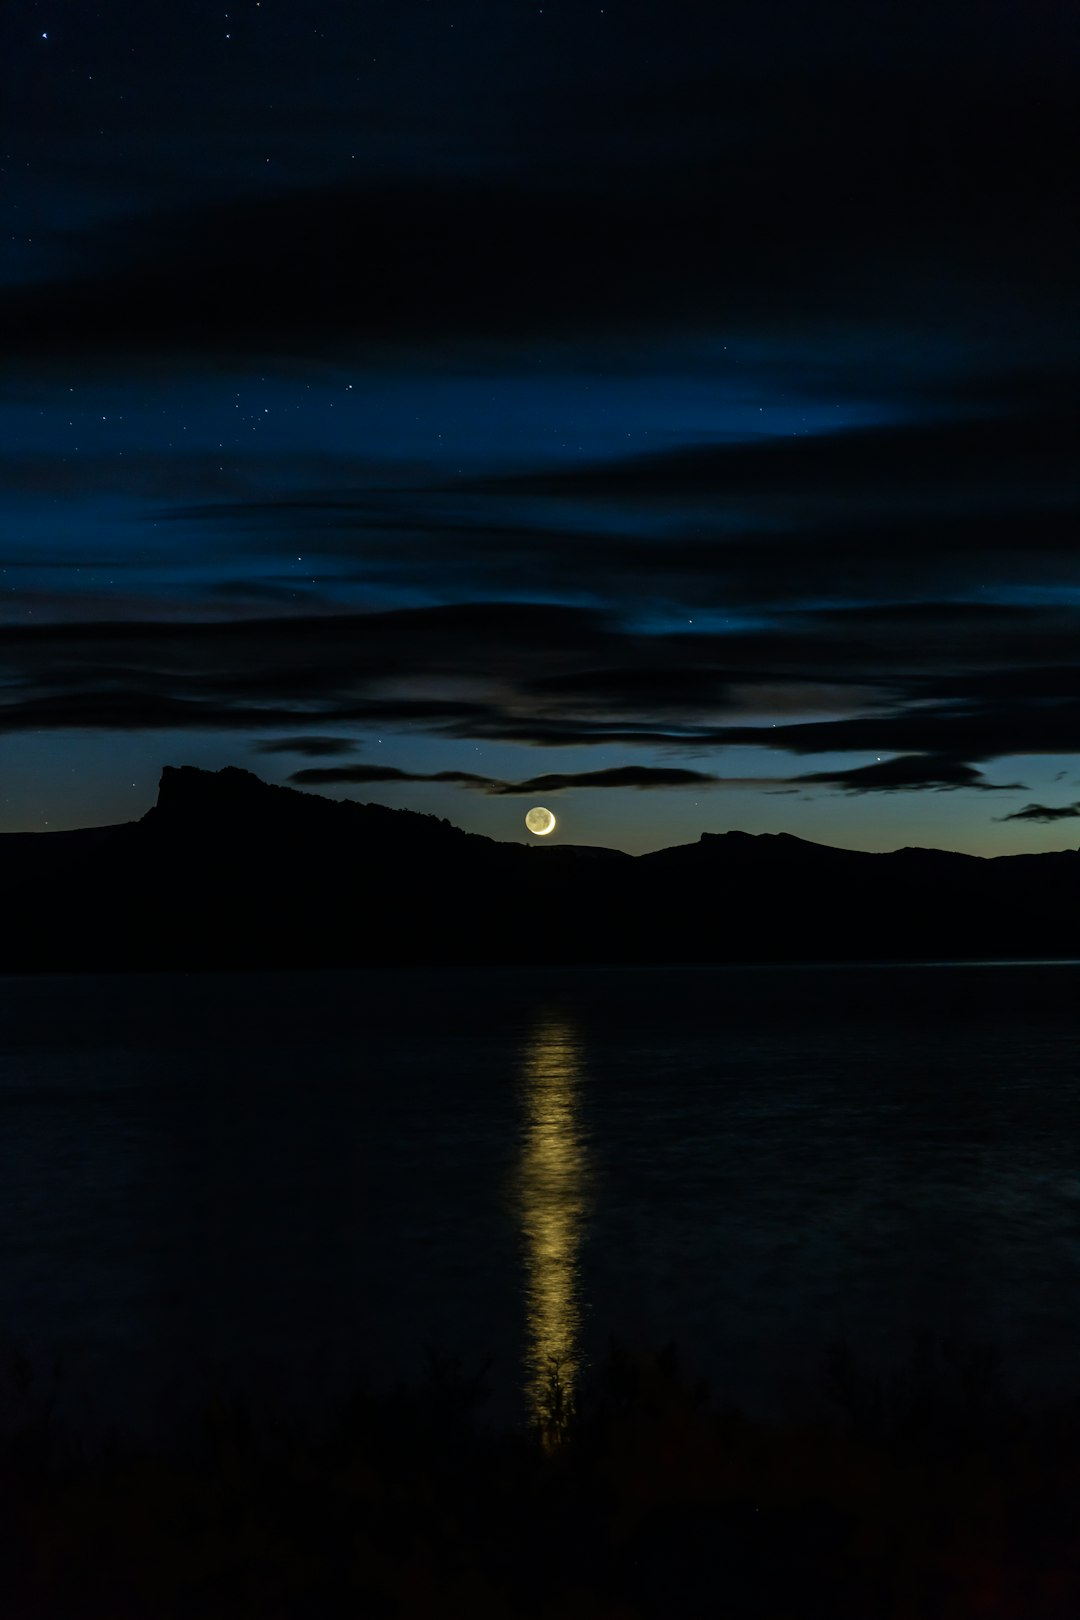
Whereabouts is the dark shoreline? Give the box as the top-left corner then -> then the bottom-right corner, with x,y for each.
2,767 -> 1078,973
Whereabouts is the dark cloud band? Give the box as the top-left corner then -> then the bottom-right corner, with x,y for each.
995,801 -> 1080,824
288,764 -> 719,794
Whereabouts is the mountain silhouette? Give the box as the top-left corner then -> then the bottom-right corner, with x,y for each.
1,765 -> 1077,969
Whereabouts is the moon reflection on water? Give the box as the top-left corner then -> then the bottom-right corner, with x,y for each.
515,1015 -> 592,1440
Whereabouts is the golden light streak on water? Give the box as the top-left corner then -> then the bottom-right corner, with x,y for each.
516,1015 -> 591,1440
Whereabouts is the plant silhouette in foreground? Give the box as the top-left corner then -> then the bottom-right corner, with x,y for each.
3,1334 -> 1080,1618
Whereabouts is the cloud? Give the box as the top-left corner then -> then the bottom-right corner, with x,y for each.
0,602 -> 615,725
994,801 -> 1080,824
255,736 -> 358,757
289,764 -> 493,788
0,173 -> 817,366
470,410 -> 1076,511
1,598 -> 1078,807
710,688 -> 1080,768
1,18 -> 1072,377
791,756 -> 1026,795
486,766 -> 718,795
165,399 -> 1079,625
288,763 -> 719,794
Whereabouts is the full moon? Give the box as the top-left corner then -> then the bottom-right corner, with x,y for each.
525,806 -> 556,836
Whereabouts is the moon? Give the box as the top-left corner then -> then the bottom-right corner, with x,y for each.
525,805 -> 556,837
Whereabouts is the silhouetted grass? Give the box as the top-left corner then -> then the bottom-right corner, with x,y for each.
4,1335 -> 1080,1618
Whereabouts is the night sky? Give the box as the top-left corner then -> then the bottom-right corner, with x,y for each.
2,0 -> 1076,853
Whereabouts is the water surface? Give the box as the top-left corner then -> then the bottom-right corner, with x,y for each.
1,963 -> 1078,1432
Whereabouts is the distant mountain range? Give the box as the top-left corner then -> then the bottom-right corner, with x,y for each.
1,765 -> 1077,969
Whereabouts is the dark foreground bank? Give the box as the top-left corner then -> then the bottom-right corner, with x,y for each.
5,1337 -> 1080,1619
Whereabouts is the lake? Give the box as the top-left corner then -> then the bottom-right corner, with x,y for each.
2,962 -> 1079,1437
